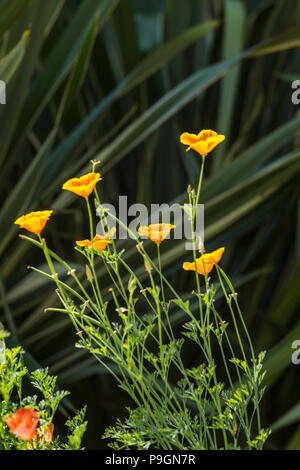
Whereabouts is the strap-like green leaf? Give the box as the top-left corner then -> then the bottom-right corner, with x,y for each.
0,29 -> 30,83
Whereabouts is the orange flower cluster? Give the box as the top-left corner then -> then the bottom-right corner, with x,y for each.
14,130 -> 226,276
14,171 -> 102,235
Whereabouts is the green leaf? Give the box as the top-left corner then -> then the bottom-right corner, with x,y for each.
0,130 -> 56,257
272,402 -> 300,432
0,0 -> 33,36
0,29 -> 30,83
250,27 -> 300,56
214,0 -> 246,171
15,0 -> 120,141
62,10 -> 101,114
41,20 -> 221,192
203,116 -> 300,202
0,0 -> 63,168
263,322 -> 300,387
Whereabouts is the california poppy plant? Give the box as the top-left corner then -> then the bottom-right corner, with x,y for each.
180,129 -> 225,156
138,223 -> 175,244
14,210 -> 53,235
62,172 -> 101,198
183,247 -> 225,276
4,408 -> 39,441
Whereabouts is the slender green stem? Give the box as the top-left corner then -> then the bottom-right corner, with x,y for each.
157,244 -> 165,307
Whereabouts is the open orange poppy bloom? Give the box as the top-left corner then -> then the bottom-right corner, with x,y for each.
4,408 -> 39,441
180,129 -> 225,156
14,211 -> 53,235
76,233 -> 112,252
183,247 -> 225,275
62,172 -> 101,197
138,223 -> 175,244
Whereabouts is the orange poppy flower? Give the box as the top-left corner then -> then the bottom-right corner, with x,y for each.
180,129 -> 225,156
138,223 -> 175,244
4,408 -> 39,441
76,233 -> 112,252
62,172 -> 101,197
14,211 -> 53,235
183,247 -> 225,276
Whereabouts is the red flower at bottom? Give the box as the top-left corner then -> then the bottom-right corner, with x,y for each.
4,408 -> 39,441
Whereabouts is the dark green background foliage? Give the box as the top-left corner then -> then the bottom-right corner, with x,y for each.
0,0 -> 300,449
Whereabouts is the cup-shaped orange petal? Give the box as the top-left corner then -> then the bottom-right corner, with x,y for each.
15,211 -> 53,235
183,247 -> 225,276
180,132 -> 200,147
180,129 -> 225,156
138,223 -> 175,244
4,408 -> 39,441
209,247 -> 225,264
62,172 -> 101,197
